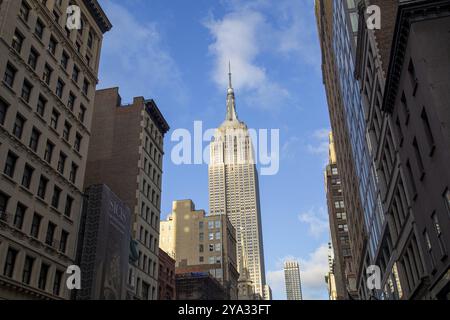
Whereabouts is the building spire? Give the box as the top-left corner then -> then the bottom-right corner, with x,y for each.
228,61 -> 232,89
226,62 -> 238,121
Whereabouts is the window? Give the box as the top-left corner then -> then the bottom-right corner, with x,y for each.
64,196 -> 73,217
82,79 -> 89,95
35,19 -> 45,39
209,244 -> 214,252
0,99 -> 8,125
412,138 -> 425,178
72,65 -> 79,82
74,133 -> 82,152
51,186 -> 61,209
43,64 -> 52,85
38,263 -> 49,290
215,220 -> 221,228
79,104 -> 86,123
3,248 -> 18,278
69,163 -> 78,183
59,230 -> 68,253
208,221 -> 214,229
215,232 -> 221,240
445,190 -> 450,217
36,95 -> 46,117
56,78 -> 65,99
199,244 -> 204,253
21,79 -> 33,103
28,47 -> 39,70
432,212 -> 446,258
199,232 -> 204,241
4,152 -> 18,178
13,114 -> 25,139
199,256 -> 204,263
215,243 -> 221,252
401,92 -> 410,125
45,222 -> 56,246
22,256 -> 34,284
21,164 -> 34,189
208,256 -> 215,264
0,192 -> 9,219
68,92 -> 76,110
37,176 -> 48,199
48,36 -> 57,55
53,270 -> 63,296
13,203 -> 26,229
209,232 -> 214,241
28,128 -> 41,152
44,141 -> 54,163
421,108 -> 435,154
87,31 -> 93,48
30,213 -> 42,238
19,1 -> 31,22
408,58 -> 418,95
4,63 -> 17,87
61,51 -> 69,69
63,121 -> 71,141
12,29 -> 24,53
57,152 -> 66,174
50,109 -> 59,130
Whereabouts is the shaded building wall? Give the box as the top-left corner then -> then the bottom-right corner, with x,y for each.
158,249 -> 175,300
76,184 -> 131,300
85,87 -> 169,300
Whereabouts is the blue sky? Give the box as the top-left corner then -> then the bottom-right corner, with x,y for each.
98,0 -> 331,300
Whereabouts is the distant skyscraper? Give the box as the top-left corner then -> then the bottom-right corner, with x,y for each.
208,66 -> 266,299
284,261 -> 303,300
324,132 -> 357,299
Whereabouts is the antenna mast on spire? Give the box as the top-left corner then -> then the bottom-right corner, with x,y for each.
228,61 -> 232,88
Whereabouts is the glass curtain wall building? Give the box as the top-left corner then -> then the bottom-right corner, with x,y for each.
332,0 -> 384,296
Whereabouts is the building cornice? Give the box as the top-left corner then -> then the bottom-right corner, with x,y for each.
144,99 -> 170,135
382,0 -> 450,113
82,0 -> 112,34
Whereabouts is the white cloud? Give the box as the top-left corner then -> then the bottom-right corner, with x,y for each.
267,244 -> 330,300
306,128 -> 330,165
204,9 -> 289,110
298,207 -> 329,238
274,0 -> 322,71
98,1 -> 187,103
281,136 -> 300,160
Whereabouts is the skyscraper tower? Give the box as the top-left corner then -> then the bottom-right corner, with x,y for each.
284,261 -> 303,300
208,65 -> 266,299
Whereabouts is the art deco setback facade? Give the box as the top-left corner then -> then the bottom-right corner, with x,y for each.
159,199 -> 239,300
0,0 -> 110,299
208,71 -> 266,299
84,87 -> 169,300
325,132 -> 357,299
356,0 -> 450,299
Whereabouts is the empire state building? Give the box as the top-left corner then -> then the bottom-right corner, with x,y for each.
208,66 -> 267,299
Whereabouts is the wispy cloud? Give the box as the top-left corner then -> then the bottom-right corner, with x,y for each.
204,9 -> 289,110
306,128 -> 330,165
267,244 -> 330,300
274,0 -> 322,71
98,1 -> 187,104
298,206 -> 329,238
